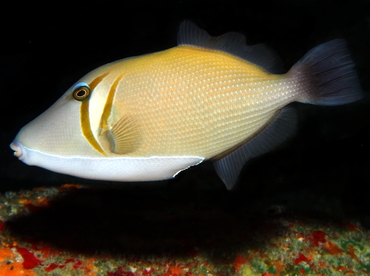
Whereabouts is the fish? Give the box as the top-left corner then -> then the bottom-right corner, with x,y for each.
10,21 -> 362,189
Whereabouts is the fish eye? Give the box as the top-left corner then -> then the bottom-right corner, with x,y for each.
73,85 -> 90,101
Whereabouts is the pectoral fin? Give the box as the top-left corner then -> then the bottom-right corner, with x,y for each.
105,115 -> 142,154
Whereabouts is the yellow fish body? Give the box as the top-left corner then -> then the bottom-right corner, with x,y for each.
10,21 -> 362,189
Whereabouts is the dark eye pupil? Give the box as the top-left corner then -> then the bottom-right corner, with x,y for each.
73,85 -> 90,101
76,90 -> 86,97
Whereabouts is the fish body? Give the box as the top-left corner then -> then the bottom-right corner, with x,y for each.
10,21 -> 362,189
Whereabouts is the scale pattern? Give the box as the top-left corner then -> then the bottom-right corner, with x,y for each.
103,46 -> 301,158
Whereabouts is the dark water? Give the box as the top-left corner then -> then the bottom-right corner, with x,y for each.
1,0 -> 370,228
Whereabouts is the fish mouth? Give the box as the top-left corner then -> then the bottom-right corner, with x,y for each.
10,142 -> 25,161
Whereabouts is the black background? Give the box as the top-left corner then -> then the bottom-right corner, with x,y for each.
1,0 -> 370,225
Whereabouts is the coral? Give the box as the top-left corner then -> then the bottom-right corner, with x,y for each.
0,184 -> 369,275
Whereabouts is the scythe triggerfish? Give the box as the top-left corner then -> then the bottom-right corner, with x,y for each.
10,21 -> 362,189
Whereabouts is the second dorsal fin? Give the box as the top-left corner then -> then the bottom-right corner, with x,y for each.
177,20 -> 284,73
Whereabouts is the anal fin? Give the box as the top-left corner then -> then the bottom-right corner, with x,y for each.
214,106 -> 297,190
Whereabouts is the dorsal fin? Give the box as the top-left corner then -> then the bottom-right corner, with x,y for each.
213,106 -> 297,190
105,114 -> 142,154
177,20 -> 284,74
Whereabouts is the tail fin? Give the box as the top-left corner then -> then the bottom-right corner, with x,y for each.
291,39 -> 363,106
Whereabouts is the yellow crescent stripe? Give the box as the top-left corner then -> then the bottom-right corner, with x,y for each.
80,72 -> 109,155
100,73 -> 125,132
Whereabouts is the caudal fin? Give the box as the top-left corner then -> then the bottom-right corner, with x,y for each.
291,39 -> 363,106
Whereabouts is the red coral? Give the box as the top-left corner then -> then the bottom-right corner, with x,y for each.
323,242 -> 344,255
234,254 -> 249,271
294,253 -> 309,265
309,230 -> 327,246
0,221 -> 6,231
16,247 -> 42,269
45,263 -> 65,272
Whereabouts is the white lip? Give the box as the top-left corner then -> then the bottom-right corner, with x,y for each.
10,142 -> 24,160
